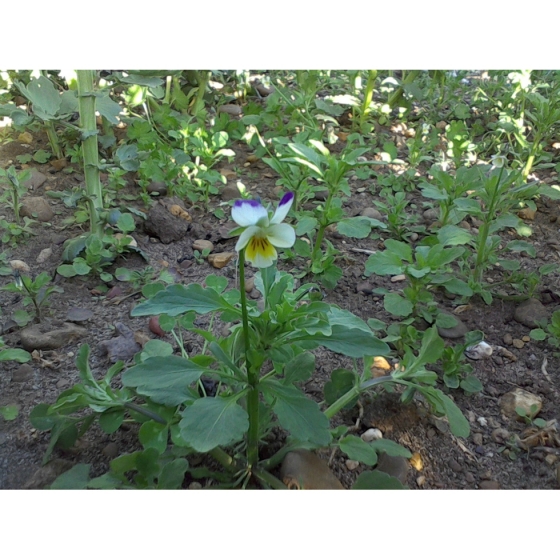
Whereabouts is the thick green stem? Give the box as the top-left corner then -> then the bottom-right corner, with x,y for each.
253,468 -> 288,489
44,120 -> 63,160
359,70 -> 377,130
239,250 -> 259,469
76,70 -> 103,236
208,447 -> 238,473
473,166 -> 505,285
388,70 -> 421,108
522,131 -> 541,182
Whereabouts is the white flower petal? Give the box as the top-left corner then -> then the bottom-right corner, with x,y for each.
235,225 -> 262,251
270,192 -> 294,224
266,223 -> 296,248
232,200 -> 268,227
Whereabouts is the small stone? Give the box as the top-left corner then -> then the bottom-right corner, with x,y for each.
56,379 -> 69,389
149,316 -> 165,337
491,428 -> 510,443
436,121 -> 447,130
416,475 -> 426,487
345,459 -> 360,471
522,335 -> 530,342
249,288 -> 261,300
23,459 -> 74,489
314,189 -> 329,201
390,274 -> 406,282
66,308 -> 93,323
220,183 -> 241,201
192,239 -> 214,252
479,480 -> 500,490
361,428 -> 383,442
409,232 -> 419,242
356,281 -> 373,295
102,442 -> 119,459
22,168 -> 47,190
503,333 -> 513,345
514,298 -> 548,328
465,341 -> 493,359
106,286 -> 123,299
208,252 -> 235,269
512,338 -> 524,349
20,323 -> 88,351
477,417 -> 488,427
10,259 -> 31,273
423,208 -> 438,222
11,364 -> 33,382
189,482 -> 203,490
218,104 -> 242,116
409,452 -> 423,471
36,247 -> 53,264
98,322 -> 141,363
20,197 -> 54,222
433,418 -> 449,434
449,459 -> 463,473
472,432 -> 483,446
544,454 -> 557,466
360,207 -> 383,220
280,449 -> 344,489
465,472 -> 475,483
518,207 -> 536,220
50,158 -> 67,172
244,277 -> 255,293
500,388 -> 542,420
376,453 -> 409,484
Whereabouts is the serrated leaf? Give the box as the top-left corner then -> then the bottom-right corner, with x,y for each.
179,397 -> 248,452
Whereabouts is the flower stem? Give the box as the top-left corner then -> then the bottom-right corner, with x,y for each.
239,250 -> 259,469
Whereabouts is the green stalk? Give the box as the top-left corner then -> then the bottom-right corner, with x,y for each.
208,447 -> 238,473
324,375 -> 394,419
44,120 -> 63,160
522,131 -> 542,182
473,166 -> 505,285
310,189 -> 335,267
359,70 -> 377,130
253,468 -> 288,489
76,70 -> 103,236
239,250 -> 259,469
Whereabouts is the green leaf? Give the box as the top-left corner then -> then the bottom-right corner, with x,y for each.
530,328 -> 547,341
324,369 -> 357,407
284,352 -> 315,383
370,439 -> 412,458
122,355 -> 204,406
179,397 -> 249,452
263,381 -> 331,446
116,213 -> 135,234
440,393 -> 470,437
307,323 -> 389,358
139,420 -> 169,453
460,375 -> 483,393
95,93 -> 122,124
352,470 -> 406,489
158,458 -> 189,489
437,224 -> 472,246
50,464 -> 91,490
506,240 -> 536,257
365,250 -> 404,276
29,403 -> 56,431
339,435 -> 378,465
384,293 -> 414,317
441,278 -> 473,296
337,217 -> 374,239
131,283 -> 230,317
17,76 -> 61,120
295,216 -> 318,236
98,409 -> 125,434
0,348 -> 31,363
0,404 -> 19,421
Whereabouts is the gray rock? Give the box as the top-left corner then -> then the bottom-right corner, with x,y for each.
280,449 -> 344,489
479,480 -> 500,490
146,181 -> 167,196
360,207 -> 383,220
11,364 -> 33,382
144,200 -> 190,244
23,459 -> 73,489
66,308 -> 93,323
98,322 -> 140,363
314,189 -> 329,201
220,183 -> 241,201
423,208 -> 438,222
356,281 -> 374,295
437,310 -> 468,339
376,453 -> 409,484
449,459 -> 463,473
513,298 -> 548,328
20,196 -> 54,222
20,322 -> 88,351
22,168 -> 47,190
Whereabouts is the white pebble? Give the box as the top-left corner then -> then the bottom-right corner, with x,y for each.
477,417 -> 488,427
361,428 -> 383,442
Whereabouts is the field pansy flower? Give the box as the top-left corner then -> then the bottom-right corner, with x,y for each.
232,192 -> 296,268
